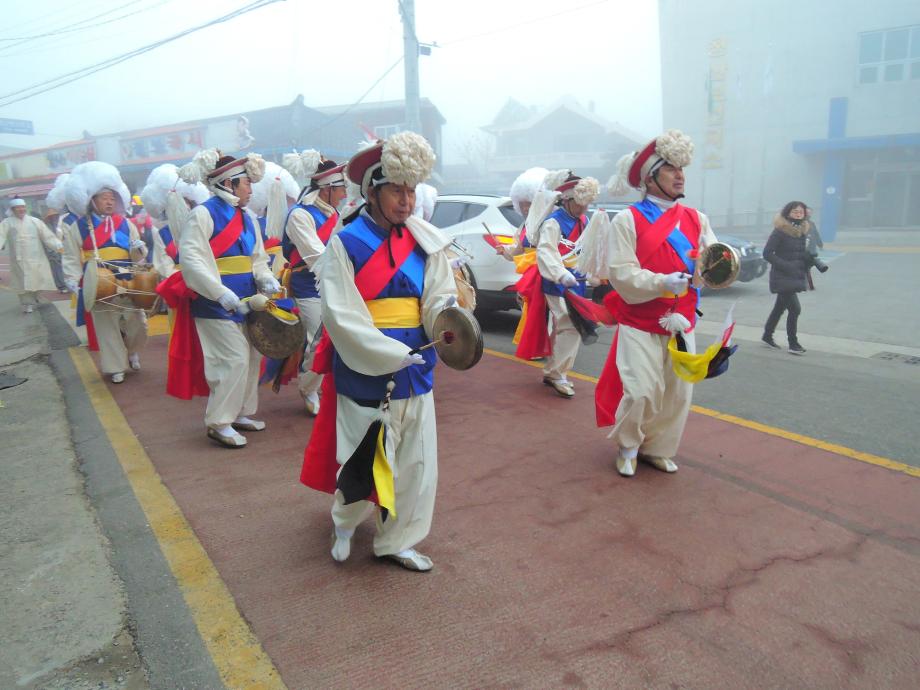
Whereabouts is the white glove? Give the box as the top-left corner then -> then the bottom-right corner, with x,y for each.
449,255 -> 469,270
218,289 -> 241,313
130,238 -> 147,251
559,272 -> 578,288
65,280 -> 80,294
259,275 -> 281,294
398,353 -> 426,370
444,295 -> 457,310
662,271 -> 690,295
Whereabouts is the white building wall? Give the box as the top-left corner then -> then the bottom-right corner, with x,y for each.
659,0 -> 920,233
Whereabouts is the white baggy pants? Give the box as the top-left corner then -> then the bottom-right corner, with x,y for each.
331,392 -> 438,556
295,296 -> 323,398
91,297 -> 148,374
194,317 -> 260,428
543,294 -> 580,381
607,324 -> 694,458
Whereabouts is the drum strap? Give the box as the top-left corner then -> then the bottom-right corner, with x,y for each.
364,297 -> 421,329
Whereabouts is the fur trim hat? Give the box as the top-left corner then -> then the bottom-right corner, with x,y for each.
45,173 -> 71,213
63,161 -> 131,215
544,170 -> 600,205
248,162 -> 299,216
345,132 -> 436,199
282,149 -> 322,187
509,167 -> 548,215
179,149 -> 265,188
139,164 -> 209,220
607,129 -> 694,196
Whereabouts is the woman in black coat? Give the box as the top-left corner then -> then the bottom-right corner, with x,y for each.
761,201 -> 827,355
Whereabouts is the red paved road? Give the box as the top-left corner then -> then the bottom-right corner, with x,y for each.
103,335 -> 920,689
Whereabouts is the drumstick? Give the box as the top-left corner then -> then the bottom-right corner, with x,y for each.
410,330 -> 456,354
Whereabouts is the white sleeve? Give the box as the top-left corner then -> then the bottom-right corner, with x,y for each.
286,207 -> 327,269
536,218 -> 568,283
37,218 -> 63,253
151,227 -> 177,278
698,211 -> 719,247
608,209 -> 667,304
249,225 -> 272,284
0,219 -> 8,252
178,206 -> 226,301
421,248 -> 459,338
61,221 -> 84,283
317,236 -> 412,377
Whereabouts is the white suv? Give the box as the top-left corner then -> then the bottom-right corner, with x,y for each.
429,194 -> 524,312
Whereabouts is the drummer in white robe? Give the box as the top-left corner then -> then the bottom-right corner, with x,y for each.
0,199 -> 63,313
60,163 -> 149,383
177,150 -> 278,448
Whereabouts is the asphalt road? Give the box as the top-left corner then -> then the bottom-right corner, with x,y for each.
476,244 -> 920,467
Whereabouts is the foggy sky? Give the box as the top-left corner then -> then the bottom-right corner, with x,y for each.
0,0 -> 662,162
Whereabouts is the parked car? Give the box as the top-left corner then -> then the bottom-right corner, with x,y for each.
429,194 -> 524,311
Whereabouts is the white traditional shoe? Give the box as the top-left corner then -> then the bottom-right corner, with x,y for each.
383,549 -> 433,572
111,372 -> 126,384
304,392 -> 320,417
639,454 -> 679,473
543,376 -> 575,398
232,416 -> 266,432
207,425 -> 247,448
23,304 -> 34,314
331,528 -> 353,562
128,353 -> 141,371
616,454 -> 637,477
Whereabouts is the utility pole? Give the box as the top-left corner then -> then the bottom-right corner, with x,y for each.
399,0 -> 422,135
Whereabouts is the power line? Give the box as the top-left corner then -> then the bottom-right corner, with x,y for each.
0,0 -> 174,43
439,0 -> 610,47
305,56 -> 405,135
0,0 -> 283,108
0,0 -> 146,53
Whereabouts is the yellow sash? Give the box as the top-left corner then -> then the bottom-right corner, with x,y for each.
364,297 -> 421,329
83,247 -> 129,262
513,248 -> 537,274
216,255 -> 253,275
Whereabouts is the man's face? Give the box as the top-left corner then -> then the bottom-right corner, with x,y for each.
647,164 -> 685,199
373,183 -> 415,225
564,198 -> 588,218
519,200 -> 532,217
234,177 -> 253,207
93,189 -> 117,215
329,185 -> 347,209
12,205 -> 26,219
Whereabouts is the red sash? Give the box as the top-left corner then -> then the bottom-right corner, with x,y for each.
82,214 -> 124,250
513,265 -> 551,360
300,224 -> 419,498
208,210 -> 244,258
157,272 -> 209,399
288,212 -> 338,266
263,237 -> 280,250
164,241 -> 178,261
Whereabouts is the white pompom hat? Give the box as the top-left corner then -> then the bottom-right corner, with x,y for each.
608,129 -> 694,196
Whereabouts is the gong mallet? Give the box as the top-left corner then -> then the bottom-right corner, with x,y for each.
409,330 -> 456,355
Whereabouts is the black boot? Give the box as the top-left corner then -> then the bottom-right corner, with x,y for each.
788,341 -> 806,355
762,333 -> 780,349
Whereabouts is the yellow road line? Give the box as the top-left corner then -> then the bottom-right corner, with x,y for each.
483,347 -> 920,478
69,347 -> 287,690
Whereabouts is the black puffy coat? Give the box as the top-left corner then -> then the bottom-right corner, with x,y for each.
763,215 -> 810,294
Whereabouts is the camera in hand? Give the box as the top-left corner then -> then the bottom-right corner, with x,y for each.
807,254 -> 829,273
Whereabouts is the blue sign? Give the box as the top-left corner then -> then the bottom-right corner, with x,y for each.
0,118 -> 34,135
